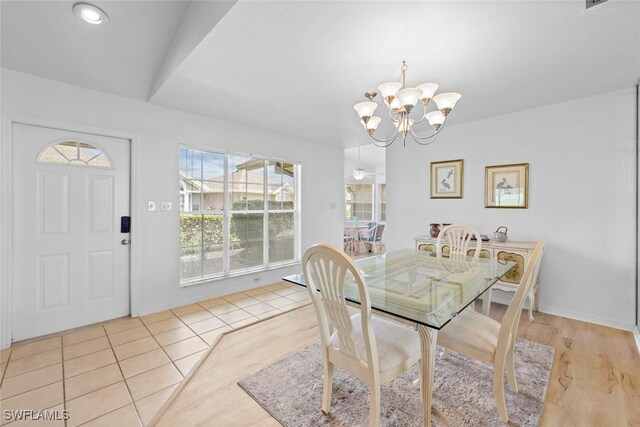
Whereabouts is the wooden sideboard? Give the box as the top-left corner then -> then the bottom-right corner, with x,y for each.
414,235 -> 539,320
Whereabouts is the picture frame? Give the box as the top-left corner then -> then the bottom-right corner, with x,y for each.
430,159 -> 463,199
484,163 -> 529,208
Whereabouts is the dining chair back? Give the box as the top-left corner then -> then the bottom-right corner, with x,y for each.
498,240 -> 546,359
302,244 -> 420,426
303,244 -> 375,366
437,240 -> 546,423
436,224 -> 481,262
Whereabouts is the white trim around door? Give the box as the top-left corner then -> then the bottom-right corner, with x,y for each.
0,114 -> 140,349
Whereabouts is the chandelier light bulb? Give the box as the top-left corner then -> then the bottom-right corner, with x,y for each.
417,83 -> 439,104
433,92 -> 462,116
396,88 -> 422,109
353,101 -> 378,121
425,110 -> 446,131
361,116 -> 381,134
395,117 -> 412,134
378,81 -> 403,103
389,98 -> 403,114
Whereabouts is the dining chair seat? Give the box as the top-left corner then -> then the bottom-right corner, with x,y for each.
437,309 -> 500,365
330,313 -> 421,379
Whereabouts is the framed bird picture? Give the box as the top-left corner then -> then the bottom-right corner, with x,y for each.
484,163 -> 529,208
430,159 -> 463,199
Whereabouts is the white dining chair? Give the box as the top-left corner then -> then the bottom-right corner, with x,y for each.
437,240 -> 546,423
436,224 -> 482,262
359,223 -> 386,254
302,244 -> 422,427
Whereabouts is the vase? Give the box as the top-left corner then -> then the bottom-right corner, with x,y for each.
429,223 -> 441,238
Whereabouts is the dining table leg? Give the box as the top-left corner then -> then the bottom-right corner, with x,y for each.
416,324 -> 437,426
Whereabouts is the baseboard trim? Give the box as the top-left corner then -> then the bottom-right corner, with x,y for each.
633,328 -> 640,356
485,288 -> 636,332
137,280 -> 291,317
537,304 -> 636,332
493,296 -> 640,355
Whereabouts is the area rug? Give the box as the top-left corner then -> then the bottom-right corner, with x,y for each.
238,339 -> 554,426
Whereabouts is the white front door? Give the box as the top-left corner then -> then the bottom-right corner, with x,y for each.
12,123 -> 131,341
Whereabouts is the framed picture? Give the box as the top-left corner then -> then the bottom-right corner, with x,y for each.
485,163 -> 528,208
430,159 -> 463,199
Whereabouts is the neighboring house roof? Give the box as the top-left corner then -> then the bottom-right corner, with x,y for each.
180,170 -> 293,196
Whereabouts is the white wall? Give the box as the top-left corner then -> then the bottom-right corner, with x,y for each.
386,88 -> 637,329
0,69 -> 344,347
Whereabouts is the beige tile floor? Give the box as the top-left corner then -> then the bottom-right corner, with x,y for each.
0,282 -> 310,426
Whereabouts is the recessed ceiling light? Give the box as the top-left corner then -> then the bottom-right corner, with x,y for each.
73,3 -> 109,25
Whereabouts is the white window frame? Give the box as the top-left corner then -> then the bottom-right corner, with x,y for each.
345,183 -> 375,222
378,183 -> 386,222
179,145 -> 301,286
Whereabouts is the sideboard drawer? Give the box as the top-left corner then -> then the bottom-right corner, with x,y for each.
495,249 -> 528,286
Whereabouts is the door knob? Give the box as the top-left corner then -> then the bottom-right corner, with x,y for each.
121,239 -> 130,245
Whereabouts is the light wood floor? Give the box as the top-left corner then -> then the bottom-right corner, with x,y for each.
153,303 -> 640,426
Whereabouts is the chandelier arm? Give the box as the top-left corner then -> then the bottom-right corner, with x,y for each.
371,138 -> 398,148
410,131 -> 440,146
367,127 -> 400,147
408,120 -> 446,141
408,103 -> 428,124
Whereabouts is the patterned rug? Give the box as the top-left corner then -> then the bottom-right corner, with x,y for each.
238,339 -> 554,426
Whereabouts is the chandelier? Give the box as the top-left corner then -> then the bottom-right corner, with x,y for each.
353,61 -> 461,147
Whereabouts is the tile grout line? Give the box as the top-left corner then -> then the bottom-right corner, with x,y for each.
0,288 -> 304,424
136,317 -> 188,416
74,404 -> 133,427
102,325 -> 144,427
39,300 -> 302,424
0,369 -> 63,402
0,292 -> 293,396
60,340 -> 112,364
2,358 -> 61,382
0,307 -> 295,408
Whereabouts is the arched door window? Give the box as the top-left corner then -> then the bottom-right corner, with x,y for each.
38,140 -> 112,168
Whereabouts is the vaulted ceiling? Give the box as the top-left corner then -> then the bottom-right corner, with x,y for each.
3,1 -> 639,147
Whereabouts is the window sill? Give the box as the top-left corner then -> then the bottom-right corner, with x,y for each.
179,260 -> 301,288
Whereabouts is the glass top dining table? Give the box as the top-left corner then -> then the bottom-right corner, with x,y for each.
283,248 -> 516,330
283,248 -> 517,426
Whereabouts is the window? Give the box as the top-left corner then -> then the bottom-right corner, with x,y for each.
379,184 -> 387,221
345,184 -> 373,221
179,147 -> 299,284
38,140 -> 111,168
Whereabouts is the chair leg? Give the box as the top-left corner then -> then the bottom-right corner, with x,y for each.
493,355 -> 509,423
506,342 -> 518,393
528,293 -> 535,321
321,362 -> 334,415
369,380 -> 381,427
481,287 -> 492,316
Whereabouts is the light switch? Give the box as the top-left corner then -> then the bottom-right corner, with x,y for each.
161,202 -> 172,211
329,201 -> 337,210
148,201 -> 156,212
